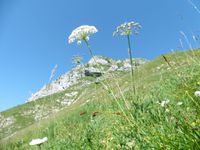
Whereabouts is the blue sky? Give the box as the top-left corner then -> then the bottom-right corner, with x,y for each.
0,0 -> 200,111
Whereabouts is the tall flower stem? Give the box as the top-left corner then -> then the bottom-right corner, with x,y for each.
84,39 -> 98,85
127,35 -> 136,94
38,144 -> 42,150
84,39 -> 95,58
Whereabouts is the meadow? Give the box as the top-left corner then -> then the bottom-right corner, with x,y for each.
1,48 -> 200,149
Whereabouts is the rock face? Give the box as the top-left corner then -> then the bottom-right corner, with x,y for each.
27,64 -> 84,102
27,56 -> 148,102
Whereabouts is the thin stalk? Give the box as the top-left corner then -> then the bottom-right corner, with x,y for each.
103,83 -> 134,125
84,39 -> 95,58
112,74 -> 135,120
127,35 -> 136,94
84,39 -> 99,88
186,91 -> 200,109
162,54 -> 200,110
83,39 -> 134,124
161,54 -> 190,87
162,55 -> 172,67
38,144 -> 42,150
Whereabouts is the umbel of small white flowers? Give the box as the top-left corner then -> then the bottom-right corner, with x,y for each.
68,25 -> 98,45
29,137 -> 48,147
113,21 -> 141,36
68,25 -> 98,60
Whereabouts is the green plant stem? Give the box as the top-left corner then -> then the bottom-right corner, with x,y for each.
84,40 -> 95,58
84,39 -> 99,87
127,35 -> 136,94
38,144 -> 42,150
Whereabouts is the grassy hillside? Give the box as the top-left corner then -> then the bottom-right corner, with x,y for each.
1,49 -> 200,149
0,57 -> 148,140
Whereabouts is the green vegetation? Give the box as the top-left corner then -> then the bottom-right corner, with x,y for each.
1,49 -> 200,149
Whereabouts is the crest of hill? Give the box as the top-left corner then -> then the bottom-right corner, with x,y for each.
27,56 -> 148,102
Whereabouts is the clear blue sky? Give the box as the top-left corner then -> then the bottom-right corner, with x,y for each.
0,0 -> 200,111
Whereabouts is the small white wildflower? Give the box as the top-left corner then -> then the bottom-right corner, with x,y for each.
194,91 -> 200,97
177,102 -> 183,106
165,109 -> 170,112
126,140 -> 135,149
160,99 -> 170,107
156,66 -> 161,70
113,21 -> 141,36
68,25 -> 98,44
29,137 -> 48,146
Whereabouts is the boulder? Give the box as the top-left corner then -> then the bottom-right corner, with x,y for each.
85,67 -> 102,77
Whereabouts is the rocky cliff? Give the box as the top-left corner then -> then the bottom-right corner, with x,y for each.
27,56 -> 148,102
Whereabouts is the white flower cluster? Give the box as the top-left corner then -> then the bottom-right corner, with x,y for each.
29,137 -> 48,146
68,25 -> 98,45
113,21 -> 141,36
157,99 -> 170,107
195,91 -> 200,97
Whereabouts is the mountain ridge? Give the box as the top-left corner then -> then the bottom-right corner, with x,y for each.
27,56 -> 147,102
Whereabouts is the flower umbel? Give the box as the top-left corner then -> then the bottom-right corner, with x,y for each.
29,137 -> 48,146
68,25 -> 98,44
113,21 -> 141,36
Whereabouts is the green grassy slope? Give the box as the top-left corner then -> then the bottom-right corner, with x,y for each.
1,49 -> 200,149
